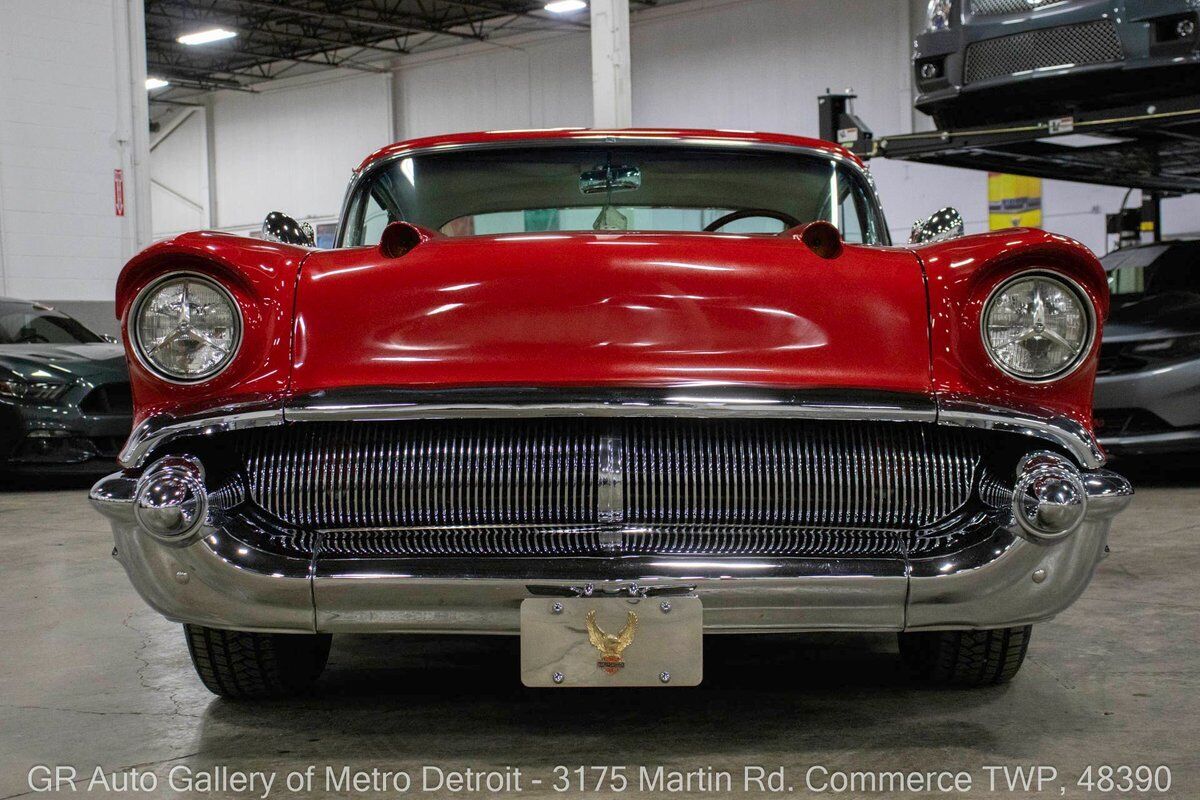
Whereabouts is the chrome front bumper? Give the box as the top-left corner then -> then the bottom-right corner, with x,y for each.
90,468 -> 1131,635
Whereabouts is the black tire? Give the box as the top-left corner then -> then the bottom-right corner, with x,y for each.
898,625 -> 1032,687
184,624 -> 331,699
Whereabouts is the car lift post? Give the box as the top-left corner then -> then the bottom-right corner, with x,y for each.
817,91 -> 873,157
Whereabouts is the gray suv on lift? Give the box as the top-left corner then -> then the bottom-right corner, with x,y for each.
1094,241 -> 1200,455
914,0 -> 1200,129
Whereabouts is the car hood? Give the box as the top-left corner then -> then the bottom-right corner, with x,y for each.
1105,292 -> 1200,342
0,343 -> 128,384
291,232 -> 933,395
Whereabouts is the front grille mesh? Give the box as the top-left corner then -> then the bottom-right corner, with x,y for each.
225,419 -> 986,559
964,20 -> 1123,84
971,0 -> 1052,17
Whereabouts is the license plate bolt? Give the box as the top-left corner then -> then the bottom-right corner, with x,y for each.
660,601 -> 671,613
552,672 -> 565,684
659,671 -> 671,684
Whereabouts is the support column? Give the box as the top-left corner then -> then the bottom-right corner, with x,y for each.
590,0 -> 632,128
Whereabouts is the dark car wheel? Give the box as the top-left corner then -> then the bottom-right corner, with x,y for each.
184,624 -> 332,699
898,625 -> 1032,687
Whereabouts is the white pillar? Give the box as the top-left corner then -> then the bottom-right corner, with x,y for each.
115,0 -> 152,253
590,0 -> 632,128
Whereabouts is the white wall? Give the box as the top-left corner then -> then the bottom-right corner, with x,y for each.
210,70 -> 393,231
0,0 -> 149,305
150,107 -> 209,239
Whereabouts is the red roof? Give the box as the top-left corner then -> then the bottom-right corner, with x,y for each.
356,128 -> 860,172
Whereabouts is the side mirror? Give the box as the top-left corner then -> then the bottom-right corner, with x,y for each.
262,211 -> 315,246
909,207 -> 965,244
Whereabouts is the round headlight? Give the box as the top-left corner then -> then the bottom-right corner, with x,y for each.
131,274 -> 241,382
926,0 -> 952,31
982,273 -> 1094,381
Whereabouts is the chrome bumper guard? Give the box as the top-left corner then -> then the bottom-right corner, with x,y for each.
91,462 -> 1131,635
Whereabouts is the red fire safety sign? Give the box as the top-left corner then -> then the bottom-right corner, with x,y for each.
114,169 -> 125,216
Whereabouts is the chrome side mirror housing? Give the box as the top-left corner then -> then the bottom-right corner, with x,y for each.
909,207 -> 965,244
262,211 -> 315,246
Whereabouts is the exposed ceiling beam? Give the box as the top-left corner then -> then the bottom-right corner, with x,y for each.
225,0 -> 483,41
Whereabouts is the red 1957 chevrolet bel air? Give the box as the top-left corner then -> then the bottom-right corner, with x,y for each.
90,128 -> 1131,698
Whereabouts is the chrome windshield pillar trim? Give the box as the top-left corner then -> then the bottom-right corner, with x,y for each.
935,398 -> 1105,469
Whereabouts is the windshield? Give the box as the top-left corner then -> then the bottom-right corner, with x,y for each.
341,145 -> 885,245
1101,242 -> 1200,301
0,302 -> 102,345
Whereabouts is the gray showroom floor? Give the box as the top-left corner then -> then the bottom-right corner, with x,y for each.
1,462 -> 1198,800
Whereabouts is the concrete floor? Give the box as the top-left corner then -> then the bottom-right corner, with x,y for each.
1,461 -> 1198,800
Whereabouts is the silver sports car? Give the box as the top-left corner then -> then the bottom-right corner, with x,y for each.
1094,240 -> 1200,455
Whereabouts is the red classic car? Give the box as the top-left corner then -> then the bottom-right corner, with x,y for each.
91,129 -> 1131,698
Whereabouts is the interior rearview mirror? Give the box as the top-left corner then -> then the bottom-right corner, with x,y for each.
580,164 -> 642,195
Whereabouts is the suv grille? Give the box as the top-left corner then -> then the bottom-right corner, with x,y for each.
971,0 -> 1053,18
964,20 -> 1123,85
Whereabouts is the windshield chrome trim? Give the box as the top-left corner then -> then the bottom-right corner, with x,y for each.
333,136 -> 889,247
118,388 -> 1103,469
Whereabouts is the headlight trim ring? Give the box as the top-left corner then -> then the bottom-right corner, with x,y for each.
980,271 -> 1096,384
129,271 -> 244,385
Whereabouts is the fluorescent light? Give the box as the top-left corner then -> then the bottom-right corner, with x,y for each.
145,77 -> 169,91
177,27 -> 237,46
544,0 -> 587,13
1037,133 -> 1133,149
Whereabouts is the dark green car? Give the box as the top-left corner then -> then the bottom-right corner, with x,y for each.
0,298 -> 131,476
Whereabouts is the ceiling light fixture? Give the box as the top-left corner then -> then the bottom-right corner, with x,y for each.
177,28 -> 237,46
544,0 -> 587,13
145,77 -> 170,90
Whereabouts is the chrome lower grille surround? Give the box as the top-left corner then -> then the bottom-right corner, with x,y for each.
214,419 -> 987,559
964,20 -> 1123,85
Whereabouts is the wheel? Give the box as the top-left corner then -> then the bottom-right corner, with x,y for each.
184,624 -> 331,699
898,625 -> 1032,687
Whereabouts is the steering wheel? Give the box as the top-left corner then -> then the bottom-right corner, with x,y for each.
703,208 -> 802,232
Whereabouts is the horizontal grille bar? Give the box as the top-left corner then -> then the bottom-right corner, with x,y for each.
234,419 -> 981,537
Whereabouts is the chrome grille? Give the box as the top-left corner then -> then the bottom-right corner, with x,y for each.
303,525 -> 913,559
234,420 -> 981,541
964,20 -> 1123,85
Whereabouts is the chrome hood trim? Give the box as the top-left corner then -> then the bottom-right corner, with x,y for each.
118,388 -> 1104,469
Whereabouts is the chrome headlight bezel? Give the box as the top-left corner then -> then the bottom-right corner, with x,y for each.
980,271 -> 1096,383
129,272 -> 243,384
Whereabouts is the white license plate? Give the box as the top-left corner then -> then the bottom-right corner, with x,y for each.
520,595 -> 702,687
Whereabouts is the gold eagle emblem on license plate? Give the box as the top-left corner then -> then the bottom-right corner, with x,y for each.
586,609 -> 637,674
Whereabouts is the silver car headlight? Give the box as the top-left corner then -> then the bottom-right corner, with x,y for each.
131,273 -> 242,382
982,273 -> 1094,381
926,0 -> 952,31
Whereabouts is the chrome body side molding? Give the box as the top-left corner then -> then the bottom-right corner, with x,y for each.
117,387 -> 1105,469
